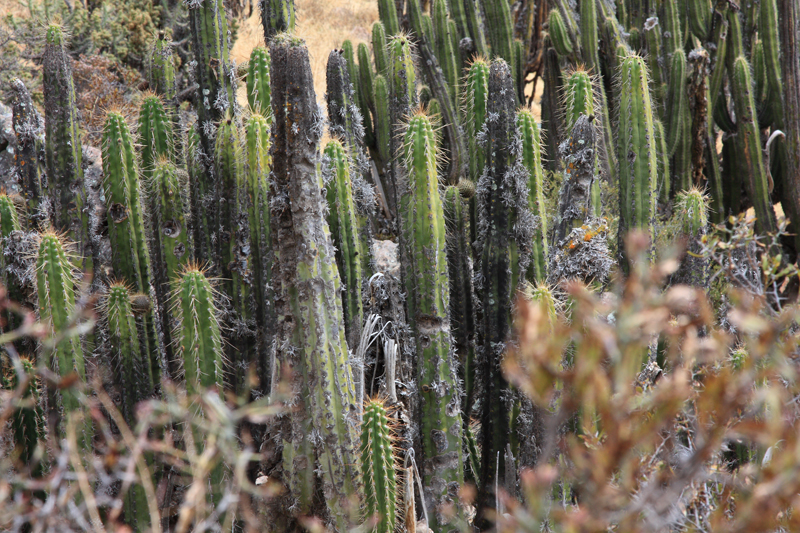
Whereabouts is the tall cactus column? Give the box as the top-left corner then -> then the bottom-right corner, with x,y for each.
10,79 -> 46,229
402,112 -> 464,529
42,25 -> 91,273
269,35 -> 363,529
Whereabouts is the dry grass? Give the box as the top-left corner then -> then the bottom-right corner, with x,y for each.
231,0 -> 378,105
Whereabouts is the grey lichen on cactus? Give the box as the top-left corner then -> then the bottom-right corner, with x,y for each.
35,232 -> 91,450
322,139 -> 365,351
260,0 -> 296,42
402,111 -> 464,527
554,114 -> 597,244
247,46 -> 273,117
43,24 -> 91,273
326,49 -> 366,163
360,399 -> 398,533
616,53 -> 658,262
10,79 -> 46,229
149,31 -> 177,105
0,194 -> 23,334
269,35 -> 363,527
474,58 -> 534,526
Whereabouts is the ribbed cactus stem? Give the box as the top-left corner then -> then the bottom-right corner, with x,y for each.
443,186 -> 476,421
464,57 -> 489,248
517,109 -> 548,282
480,0 -> 515,76
357,42 -> 377,147
43,24 -> 91,273
373,74 -> 392,165
270,36 -> 363,526
688,0 -> 712,39
247,46 -> 273,117
36,233 -> 90,450
260,0 -> 296,41
403,112 -> 464,526
102,111 -> 161,388
372,22 -> 389,75
580,0 -> 599,69
433,0 -> 459,104
5,357 -> 44,470
150,159 -> 190,293
464,0 -> 489,58
665,49 -> 687,156
244,113 -> 275,396
555,115 -> 597,243
669,188 -> 709,287
360,400 -> 398,533
138,94 -> 174,180
617,53 -> 658,260
548,9 -> 574,58
730,55 -> 778,236
326,49 -> 364,154
10,79 -> 45,228
644,18 -> 666,119
149,31 -> 177,104
0,195 -> 23,340
562,69 -> 594,134
323,140 -> 365,351
378,0 -> 400,36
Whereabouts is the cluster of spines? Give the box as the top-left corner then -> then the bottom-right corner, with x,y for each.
360,400 -> 398,533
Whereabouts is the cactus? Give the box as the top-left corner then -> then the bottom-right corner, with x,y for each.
688,0 -> 712,40
464,57 -> 489,248
10,79 -> 46,229
464,0 -> 489,59
36,233 -> 90,450
480,0 -> 515,76
665,49 -> 688,157
247,46 -> 273,117
270,36 -> 363,527
377,0 -> 400,36
138,94 -> 175,180
616,53 -> 658,260
730,55 -> 778,237
548,8 -> 575,58
5,356 -> 45,472
360,400 -> 398,533
0,195 -> 23,335
555,115 -> 597,243
244,113 -> 275,396
323,140 -> 365,351
326,49 -> 364,156
149,31 -> 177,106
373,74 -> 392,166
669,188 -> 710,287
101,111 -> 161,388
260,0 -> 296,41
402,111 -> 464,526
580,0 -> 600,69
443,186 -> 476,422
474,59 -> 530,526
643,18 -> 666,119
43,24 -> 91,273
357,42 -> 377,147
517,109 -> 548,283
561,69 -> 594,135
433,0 -> 459,104
372,22 -> 389,75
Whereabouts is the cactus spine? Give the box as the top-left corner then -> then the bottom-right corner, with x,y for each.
36,233 -> 90,450
270,36 -> 363,526
517,109 -> 548,282
402,112 -> 464,526
617,53 -> 658,258
101,111 -> 161,388
247,46 -> 273,116
138,94 -> 175,180
43,24 -> 91,273
323,140 -> 365,351
360,400 -> 398,533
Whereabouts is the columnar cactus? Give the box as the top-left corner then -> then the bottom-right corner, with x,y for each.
669,188 -> 710,287
326,49 -> 364,157
373,74 -> 391,167
372,22 -> 389,75
0,195 -> 22,334
269,35 -> 363,527
101,111 -> 161,387
617,53 -> 658,260
36,233 -> 90,451
402,111 -> 464,527
432,0 -> 459,104
360,400 -> 398,533
517,109 -> 548,282
464,57 -> 489,247
443,186 -> 476,420
5,357 -> 44,472
149,31 -> 177,106
554,115 -> 597,244
247,46 -> 272,116
260,0 -> 296,42
377,0 -> 400,37
244,113 -> 275,395
323,140 -> 365,351
356,42 -> 376,147
43,24 -> 91,273
138,94 -> 175,180
480,0 -> 515,76
10,79 -> 46,228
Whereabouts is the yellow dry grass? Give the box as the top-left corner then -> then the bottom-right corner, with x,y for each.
231,0 -> 378,105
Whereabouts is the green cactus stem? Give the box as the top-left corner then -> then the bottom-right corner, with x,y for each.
270,36 -> 363,527
247,46 -> 272,117
244,113 -> 275,396
43,24 -> 91,273
36,232 -> 90,451
654,118 -> 670,203
360,400 -> 398,533
643,18 -> 666,119
373,74 -> 392,166
387,35 -> 418,218
5,356 -> 45,473
580,0 -> 599,69
548,8 -> 575,58
357,42 -> 377,147
0,194 -> 23,334
481,0 -> 515,75
433,0 -> 459,104
517,109 -> 548,283
669,188 -> 710,287
561,69 -> 594,135
617,53 -> 658,260
10,79 -> 46,229
443,186 -> 476,422
138,94 -> 175,180
260,0 -> 296,41
555,114 -> 597,243
372,22 -> 389,75
665,49 -> 688,157
378,0 -> 400,36
323,140 -> 365,351
730,55 -> 778,237
101,111 -> 161,389
464,57 -> 489,248
403,111 -> 464,527
464,0 -> 489,59
149,31 -> 177,106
